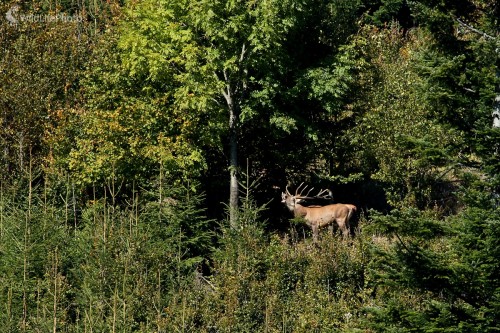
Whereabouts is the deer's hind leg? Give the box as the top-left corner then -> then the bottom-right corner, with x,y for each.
328,224 -> 335,236
337,218 -> 350,238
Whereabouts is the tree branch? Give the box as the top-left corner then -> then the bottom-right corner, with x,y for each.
239,43 -> 247,63
238,43 -> 249,93
455,17 -> 498,41
221,68 -> 232,105
395,232 -> 412,254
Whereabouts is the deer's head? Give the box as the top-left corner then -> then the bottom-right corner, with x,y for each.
281,188 -> 296,212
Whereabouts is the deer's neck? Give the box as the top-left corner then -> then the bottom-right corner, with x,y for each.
293,204 -> 308,218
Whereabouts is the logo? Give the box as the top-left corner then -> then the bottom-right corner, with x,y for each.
4,5 -> 84,25
5,5 -> 19,25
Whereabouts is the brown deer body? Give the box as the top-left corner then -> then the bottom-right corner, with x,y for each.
282,184 -> 356,241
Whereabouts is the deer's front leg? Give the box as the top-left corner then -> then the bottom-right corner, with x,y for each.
311,224 -> 319,242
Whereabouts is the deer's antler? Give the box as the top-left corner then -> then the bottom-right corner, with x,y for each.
290,183 -> 333,200
295,182 -> 305,196
315,189 -> 331,198
295,187 -> 333,202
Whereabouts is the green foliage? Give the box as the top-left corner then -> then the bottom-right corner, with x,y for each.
0,171 -> 213,332
72,184 -> 212,331
54,29 -> 207,185
116,0 -> 309,129
0,180 -> 71,331
362,202 -> 500,332
4,172 -> 496,332
158,218 -> 371,332
474,128 -> 500,184
0,9 -> 91,176
367,0 -> 408,26
368,207 -> 448,239
346,25 -> 463,208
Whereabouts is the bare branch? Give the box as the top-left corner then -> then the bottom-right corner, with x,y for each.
455,17 -> 498,41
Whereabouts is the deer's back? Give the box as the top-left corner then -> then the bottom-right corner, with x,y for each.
304,204 -> 350,227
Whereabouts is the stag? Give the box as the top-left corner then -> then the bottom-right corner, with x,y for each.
281,183 -> 356,241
